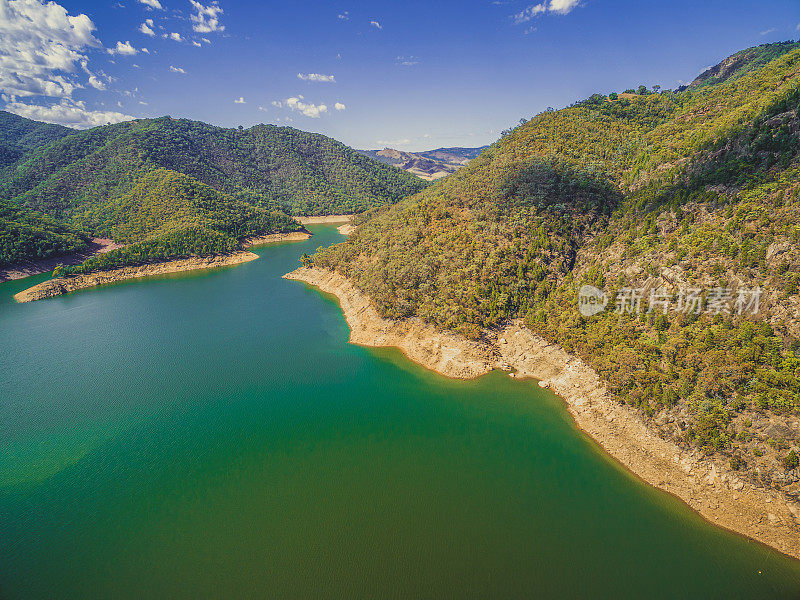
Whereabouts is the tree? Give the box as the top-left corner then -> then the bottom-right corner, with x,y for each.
300,252 -> 311,267
783,450 -> 799,470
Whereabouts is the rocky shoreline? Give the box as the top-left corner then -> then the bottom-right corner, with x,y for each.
243,231 -> 311,247
295,215 -> 353,225
14,253 -> 259,303
283,266 -> 800,561
13,229 -> 313,303
0,238 -> 124,282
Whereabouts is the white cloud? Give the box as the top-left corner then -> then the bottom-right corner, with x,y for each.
88,75 -> 106,90
164,32 -> 182,41
190,0 -> 224,33
169,65 -> 186,73
108,41 -> 138,55
396,55 -> 419,66
139,19 -> 155,36
337,11 -> 349,20
760,27 -> 776,36
0,0 -> 100,99
257,105 -> 266,111
271,100 -> 282,108
201,37 -> 211,43
234,96 -> 245,103
513,0 -> 580,23
5,98 -> 133,128
137,0 -> 162,9
192,40 -> 201,46
141,47 -> 150,53
370,20 -> 382,29
334,102 -> 345,111
548,0 -> 580,14
281,95 -> 327,118
297,73 -> 336,83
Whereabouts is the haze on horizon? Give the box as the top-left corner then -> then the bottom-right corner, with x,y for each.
1,0 -> 798,151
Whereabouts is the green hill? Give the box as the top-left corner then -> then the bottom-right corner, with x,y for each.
57,168 -> 301,276
0,115 -> 426,269
310,43 -> 800,482
0,110 -> 73,168
1,117 -> 427,219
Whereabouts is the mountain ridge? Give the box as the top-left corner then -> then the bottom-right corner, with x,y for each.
0,116 -> 426,270
357,146 -> 488,180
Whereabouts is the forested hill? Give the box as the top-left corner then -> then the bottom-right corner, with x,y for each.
0,111 -> 73,168
311,42 -> 800,488
55,168 -> 302,276
0,115 -> 426,270
1,117 -> 426,219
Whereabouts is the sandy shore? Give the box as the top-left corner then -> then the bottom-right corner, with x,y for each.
284,266 -> 800,561
15,253 -> 258,303
0,238 -> 124,282
295,215 -> 353,225
243,231 -> 311,247
337,224 -> 355,236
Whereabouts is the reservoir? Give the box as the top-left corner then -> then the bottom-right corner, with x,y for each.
1,225 -> 799,599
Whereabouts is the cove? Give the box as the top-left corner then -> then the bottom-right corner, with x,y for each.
1,225 -> 799,599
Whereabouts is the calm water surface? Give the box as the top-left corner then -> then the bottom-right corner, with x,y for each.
1,225 -> 800,599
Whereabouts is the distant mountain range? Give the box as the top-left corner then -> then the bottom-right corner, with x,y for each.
357,146 -> 489,180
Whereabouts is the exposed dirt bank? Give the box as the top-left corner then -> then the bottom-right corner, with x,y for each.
14,229 -> 314,303
337,224 -> 355,236
243,231 -> 311,247
0,238 -> 124,282
15,253 -> 258,303
295,215 -> 353,224
284,266 -> 800,561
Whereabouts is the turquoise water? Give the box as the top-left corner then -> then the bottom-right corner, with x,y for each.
1,225 -> 799,599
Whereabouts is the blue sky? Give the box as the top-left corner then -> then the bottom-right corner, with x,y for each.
1,0 -> 799,150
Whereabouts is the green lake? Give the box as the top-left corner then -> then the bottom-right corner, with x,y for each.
1,224 -> 799,599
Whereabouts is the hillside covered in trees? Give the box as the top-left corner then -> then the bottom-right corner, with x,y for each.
55,169 -> 302,276
0,111 -> 73,169
0,197 -> 89,269
310,42 -> 800,490
0,115 -> 426,271
1,117 -> 426,218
